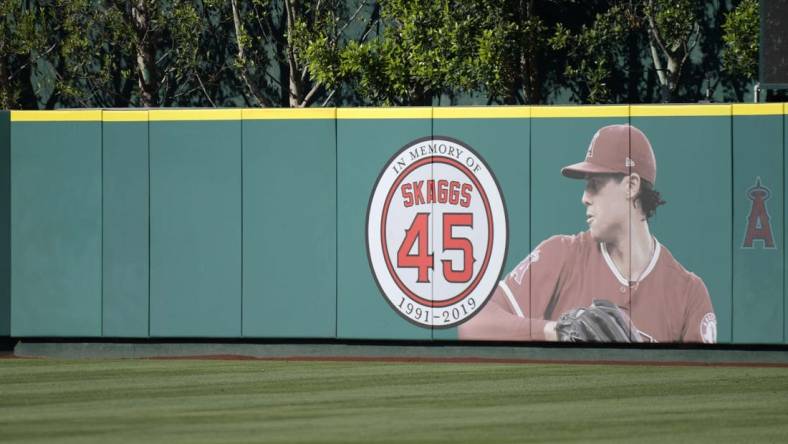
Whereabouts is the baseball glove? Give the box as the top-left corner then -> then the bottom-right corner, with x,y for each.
555,299 -> 642,343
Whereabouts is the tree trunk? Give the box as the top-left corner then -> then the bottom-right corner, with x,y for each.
284,0 -> 303,107
521,0 -> 541,104
274,4 -> 290,107
131,0 -> 159,107
231,0 -> 271,107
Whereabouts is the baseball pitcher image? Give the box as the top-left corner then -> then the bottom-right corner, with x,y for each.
459,124 -> 717,343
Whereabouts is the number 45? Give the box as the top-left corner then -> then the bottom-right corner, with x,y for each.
397,213 -> 474,284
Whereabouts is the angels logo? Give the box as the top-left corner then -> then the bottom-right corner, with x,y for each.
742,177 -> 775,249
367,137 -> 508,328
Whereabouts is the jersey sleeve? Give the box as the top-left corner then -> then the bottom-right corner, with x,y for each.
457,235 -> 572,341
680,274 -> 716,343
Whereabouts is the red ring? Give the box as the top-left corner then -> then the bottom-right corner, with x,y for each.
380,155 -> 494,308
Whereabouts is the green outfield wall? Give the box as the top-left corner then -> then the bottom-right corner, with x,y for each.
3,105 -> 787,345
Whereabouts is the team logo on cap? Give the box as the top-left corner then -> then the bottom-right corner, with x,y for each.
367,137 -> 508,328
586,131 -> 599,159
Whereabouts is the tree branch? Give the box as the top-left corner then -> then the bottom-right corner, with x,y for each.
7,42 -> 58,82
321,88 -> 336,106
300,81 -> 322,107
649,39 -> 668,87
644,1 -> 670,58
195,72 -> 216,107
359,3 -> 381,43
336,0 -> 368,39
231,0 -> 273,107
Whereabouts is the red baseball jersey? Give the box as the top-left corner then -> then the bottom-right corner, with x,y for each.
459,231 -> 717,343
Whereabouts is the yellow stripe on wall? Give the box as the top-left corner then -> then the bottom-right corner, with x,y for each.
630,104 -> 731,117
242,108 -> 336,120
8,104 -> 788,122
11,110 -> 103,122
148,109 -> 242,121
731,103 -> 784,116
337,107 -> 432,119
103,110 -> 149,122
433,106 -> 531,119
530,105 -> 629,118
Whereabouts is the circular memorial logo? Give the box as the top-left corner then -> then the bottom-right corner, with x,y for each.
367,137 -> 508,328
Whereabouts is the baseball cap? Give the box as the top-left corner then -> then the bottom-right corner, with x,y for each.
561,124 -> 657,184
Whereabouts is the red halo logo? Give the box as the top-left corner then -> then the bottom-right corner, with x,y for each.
367,137 -> 508,328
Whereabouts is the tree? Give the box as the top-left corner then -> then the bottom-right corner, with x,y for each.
722,0 -> 758,82
0,1 -> 57,109
0,0 -> 768,109
303,0 -> 473,106
1,0 -> 236,109
123,0 -> 223,107
550,0 -> 715,104
224,0 -> 377,107
301,0 -> 555,106
55,0 -> 136,107
549,2 -> 638,104
474,0 -> 548,104
642,0 -> 701,102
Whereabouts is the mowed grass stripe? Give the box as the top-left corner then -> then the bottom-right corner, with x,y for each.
1,360 -> 787,443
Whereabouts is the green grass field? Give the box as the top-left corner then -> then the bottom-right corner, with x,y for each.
1,358 -> 787,443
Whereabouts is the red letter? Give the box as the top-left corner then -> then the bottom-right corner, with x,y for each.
401,183 -> 413,207
449,181 -> 460,205
460,183 -> 472,207
426,180 -> 436,204
412,181 -> 425,205
437,180 -> 449,203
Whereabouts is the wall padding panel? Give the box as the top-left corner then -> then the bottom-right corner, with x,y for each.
149,113 -> 242,337
102,111 -> 150,337
336,109 -> 433,340
11,115 -> 102,336
242,115 -> 337,338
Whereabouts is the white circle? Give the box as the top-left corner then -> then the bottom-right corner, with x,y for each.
367,137 -> 508,328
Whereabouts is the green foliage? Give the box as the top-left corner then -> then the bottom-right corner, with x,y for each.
642,0 -> 701,100
644,0 -> 699,53
0,1 -> 55,108
550,3 -> 637,103
331,0 -> 484,105
291,0 -> 348,99
56,0 -> 136,107
473,3 -> 547,104
722,0 -> 759,80
0,0 -> 767,108
311,0 -> 550,105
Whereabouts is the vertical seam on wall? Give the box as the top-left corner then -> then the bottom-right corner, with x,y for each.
430,109 -> 434,339
100,111 -> 104,337
628,108 -> 632,338
5,113 -> 10,335
730,110 -> 734,343
147,115 -> 151,338
783,110 -> 786,344
240,117 -> 244,337
528,112 -> 532,338
334,113 -> 339,339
